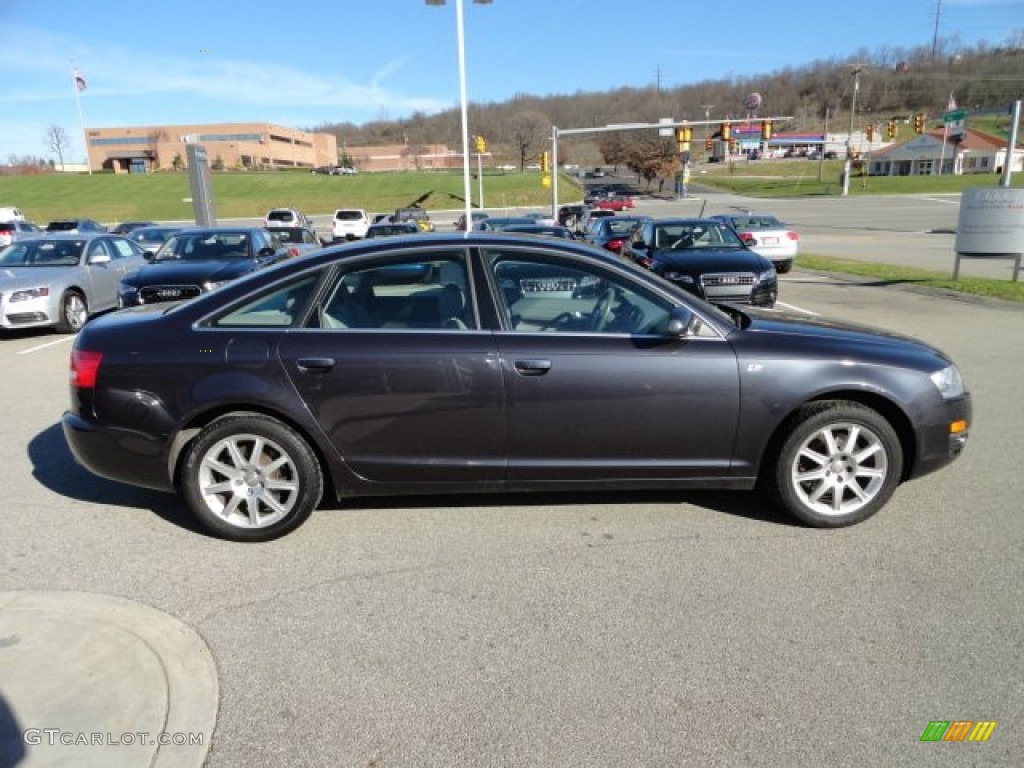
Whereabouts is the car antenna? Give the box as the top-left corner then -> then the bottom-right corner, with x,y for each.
698,199 -> 708,217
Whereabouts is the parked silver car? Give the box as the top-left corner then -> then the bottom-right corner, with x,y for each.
0,233 -> 148,333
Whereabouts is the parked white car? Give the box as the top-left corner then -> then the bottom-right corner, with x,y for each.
332,209 -> 369,240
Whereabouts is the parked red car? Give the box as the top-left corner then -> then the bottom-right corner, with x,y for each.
590,195 -> 635,211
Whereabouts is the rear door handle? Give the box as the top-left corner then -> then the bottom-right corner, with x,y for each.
296,357 -> 335,373
514,359 -> 552,376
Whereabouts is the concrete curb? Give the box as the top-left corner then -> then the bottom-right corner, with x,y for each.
0,591 -> 217,768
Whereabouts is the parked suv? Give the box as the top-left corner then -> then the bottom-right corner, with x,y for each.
263,208 -> 312,229
332,208 -> 369,241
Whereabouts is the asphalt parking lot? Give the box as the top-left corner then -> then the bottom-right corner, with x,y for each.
1,261 -> 1022,765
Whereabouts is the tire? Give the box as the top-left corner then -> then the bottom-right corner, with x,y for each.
56,290 -> 88,333
765,401 -> 902,528
777,260 -> 793,274
181,413 -> 323,542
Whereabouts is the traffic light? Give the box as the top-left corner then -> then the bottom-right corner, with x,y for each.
539,150 -> 550,173
886,120 -> 896,139
674,126 -> 691,153
865,124 -> 874,142
704,136 -> 713,151
761,120 -> 772,141
913,113 -> 924,134
474,135 -> 486,153
720,122 -> 731,141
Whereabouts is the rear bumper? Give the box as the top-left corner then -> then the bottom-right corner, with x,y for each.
62,411 -> 175,492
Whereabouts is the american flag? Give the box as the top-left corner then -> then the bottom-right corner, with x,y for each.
73,68 -> 87,92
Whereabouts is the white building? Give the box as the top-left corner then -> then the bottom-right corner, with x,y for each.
867,129 -> 1023,177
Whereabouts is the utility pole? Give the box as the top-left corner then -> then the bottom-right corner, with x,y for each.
932,0 -> 943,60
841,66 -> 862,197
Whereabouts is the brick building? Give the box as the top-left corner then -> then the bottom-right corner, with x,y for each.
84,122 -> 337,173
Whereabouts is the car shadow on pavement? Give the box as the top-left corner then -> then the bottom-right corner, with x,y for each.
324,488 -> 800,528
28,423 -> 208,535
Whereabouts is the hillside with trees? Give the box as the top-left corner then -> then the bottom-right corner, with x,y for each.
314,37 -> 1024,174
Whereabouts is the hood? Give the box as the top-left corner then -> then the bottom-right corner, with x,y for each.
0,265 -> 81,289
124,259 -> 256,286
738,305 -> 949,361
654,247 -> 770,272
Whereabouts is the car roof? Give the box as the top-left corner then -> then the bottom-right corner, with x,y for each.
23,232 -> 107,241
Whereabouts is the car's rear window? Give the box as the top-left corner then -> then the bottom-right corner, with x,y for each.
267,211 -> 295,222
0,223 -> 14,233
335,210 -> 365,221
46,221 -> 78,231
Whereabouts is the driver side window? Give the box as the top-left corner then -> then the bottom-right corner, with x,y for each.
486,251 -> 672,335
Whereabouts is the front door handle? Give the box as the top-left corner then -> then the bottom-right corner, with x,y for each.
296,357 -> 335,373
514,359 -> 552,376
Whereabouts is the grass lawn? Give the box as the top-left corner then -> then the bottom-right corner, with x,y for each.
698,159 -> 1022,197
0,170 -> 582,224
799,253 -> 1024,304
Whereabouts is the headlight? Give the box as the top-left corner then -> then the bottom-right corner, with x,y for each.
663,271 -> 694,284
11,287 -> 50,302
930,365 -> 965,399
757,266 -> 777,282
202,280 -> 229,292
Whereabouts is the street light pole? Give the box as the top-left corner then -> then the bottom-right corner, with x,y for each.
841,66 -> 862,197
427,0 -> 492,228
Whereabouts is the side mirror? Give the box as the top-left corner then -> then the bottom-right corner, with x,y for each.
666,306 -> 695,337
143,250 -> 156,261
258,247 -> 277,258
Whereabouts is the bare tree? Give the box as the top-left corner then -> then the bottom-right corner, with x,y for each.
502,110 -> 551,171
44,125 -> 70,171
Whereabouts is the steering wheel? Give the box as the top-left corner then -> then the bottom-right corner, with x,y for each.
538,311 -> 575,331
590,288 -> 615,331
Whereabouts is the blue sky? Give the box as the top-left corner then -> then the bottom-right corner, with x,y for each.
2,0 -> 1021,162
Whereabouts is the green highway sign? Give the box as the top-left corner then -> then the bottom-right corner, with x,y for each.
943,109 -> 967,123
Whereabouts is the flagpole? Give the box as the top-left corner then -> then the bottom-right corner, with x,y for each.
70,61 -> 92,175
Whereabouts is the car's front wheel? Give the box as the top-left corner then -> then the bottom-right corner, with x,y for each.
56,290 -> 88,333
766,401 -> 903,527
181,413 -> 323,542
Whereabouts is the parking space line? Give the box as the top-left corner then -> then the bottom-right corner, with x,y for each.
16,337 -> 75,355
776,301 -> 819,316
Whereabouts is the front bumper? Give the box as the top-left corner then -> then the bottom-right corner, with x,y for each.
908,394 -> 972,480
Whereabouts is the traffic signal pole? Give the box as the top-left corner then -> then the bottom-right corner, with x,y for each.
550,116 -> 793,215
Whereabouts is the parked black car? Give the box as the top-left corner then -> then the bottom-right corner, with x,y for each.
624,218 -> 778,307
117,227 -> 290,307
64,233 -> 970,542
45,218 -> 107,234
584,215 -> 651,254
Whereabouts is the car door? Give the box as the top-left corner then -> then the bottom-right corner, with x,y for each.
277,248 -> 507,485
81,238 -> 122,310
481,246 -> 741,483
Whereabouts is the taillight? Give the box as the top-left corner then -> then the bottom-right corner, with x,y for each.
740,232 -> 756,245
786,231 -> 799,241
289,247 -> 300,257
71,349 -> 103,388
606,238 -> 625,251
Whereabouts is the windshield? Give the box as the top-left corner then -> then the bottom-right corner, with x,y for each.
0,239 -> 83,266
652,223 -> 744,250
155,232 -> 251,261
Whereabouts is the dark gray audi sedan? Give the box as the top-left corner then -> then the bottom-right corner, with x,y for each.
63,234 -> 971,541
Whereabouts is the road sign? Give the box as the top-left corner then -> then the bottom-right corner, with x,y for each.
943,109 -> 967,123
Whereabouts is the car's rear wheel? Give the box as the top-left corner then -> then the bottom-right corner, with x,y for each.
777,260 -> 793,274
766,401 -> 902,527
181,413 -> 323,542
56,290 -> 88,333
